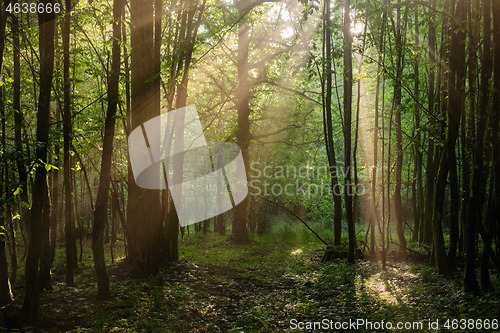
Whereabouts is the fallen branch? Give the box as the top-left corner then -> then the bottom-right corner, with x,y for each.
390,241 -> 425,256
250,192 -> 328,246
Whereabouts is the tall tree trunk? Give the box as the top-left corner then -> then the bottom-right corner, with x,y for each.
393,0 -> 407,253
461,0 -> 478,280
448,149 -> 459,266
370,0 -> 388,256
432,0 -> 466,276
0,0 -> 12,304
128,0 -> 163,267
380,73 -> 387,268
343,0 -> 355,262
322,0 -> 342,246
92,0 -> 122,300
477,0 -> 492,291
167,0 -> 203,260
486,0 -> 500,292
233,4 -> 251,243
11,5 -> 26,287
38,171 -> 52,290
49,137 -> 59,266
63,0 -> 77,285
412,5 -> 424,243
21,2 -> 55,320
352,21 -> 367,242
422,0 -> 438,244
154,0 -> 172,263
49,23 -> 61,267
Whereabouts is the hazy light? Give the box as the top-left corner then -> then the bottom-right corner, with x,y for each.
281,26 -> 295,39
351,22 -> 364,35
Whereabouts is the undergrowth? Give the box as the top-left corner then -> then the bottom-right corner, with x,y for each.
1,221 -> 499,332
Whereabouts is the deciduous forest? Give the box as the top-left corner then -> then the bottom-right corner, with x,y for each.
0,0 -> 499,331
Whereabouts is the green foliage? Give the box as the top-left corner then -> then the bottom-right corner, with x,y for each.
0,226 -> 7,243
4,224 -> 497,331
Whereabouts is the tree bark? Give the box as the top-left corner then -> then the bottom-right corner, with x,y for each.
233,4 -> 251,243
412,5 -> 424,244
63,0 -> 77,285
370,0 -> 388,256
92,0 -> 122,300
322,0 -> 342,246
448,149 -> 459,266
485,0 -> 500,292
393,0 -> 407,253
21,2 -> 55,320
432,0 -> 466,276
343,0 -> 355,262
0,0 -> 13,304
128,0 -> 163,267
476,0 -> 492,291
422,0 -> 438,244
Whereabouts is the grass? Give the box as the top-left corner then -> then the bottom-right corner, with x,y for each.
2,220 -> 500,332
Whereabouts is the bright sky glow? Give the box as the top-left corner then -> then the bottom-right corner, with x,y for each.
266,3 -> 295,39
281,26 -> 295,39
351,22 -> 364,35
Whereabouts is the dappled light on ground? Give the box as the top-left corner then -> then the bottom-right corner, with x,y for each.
362,270 -> 413,307
7,223 -> 499,331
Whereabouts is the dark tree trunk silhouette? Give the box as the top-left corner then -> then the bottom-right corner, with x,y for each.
370,0 -> 388,256
21,2 -> 55,320
322,0 -> 342,246
412,6 -> 424,244
49,99 -> 60,267
343,0 -> 355,262
392,0 -> 407,253
0,0 -> 13,305
128,0 -> 163,267
422,0 -> 439,244
475,0 -> 492,291
92,0 -> 122,300
484,0 -> 500,292
63,0 -> 77,285
432,0 -> 466,276
233,4 -> 251,243
11,6 -> 26,287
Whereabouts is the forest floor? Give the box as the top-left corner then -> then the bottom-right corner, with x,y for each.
2,222 -> 500,332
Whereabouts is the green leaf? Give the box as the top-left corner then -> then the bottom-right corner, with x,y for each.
0,226 -> 7,243
13,186 -> 22,196
45,163 -> 59,171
